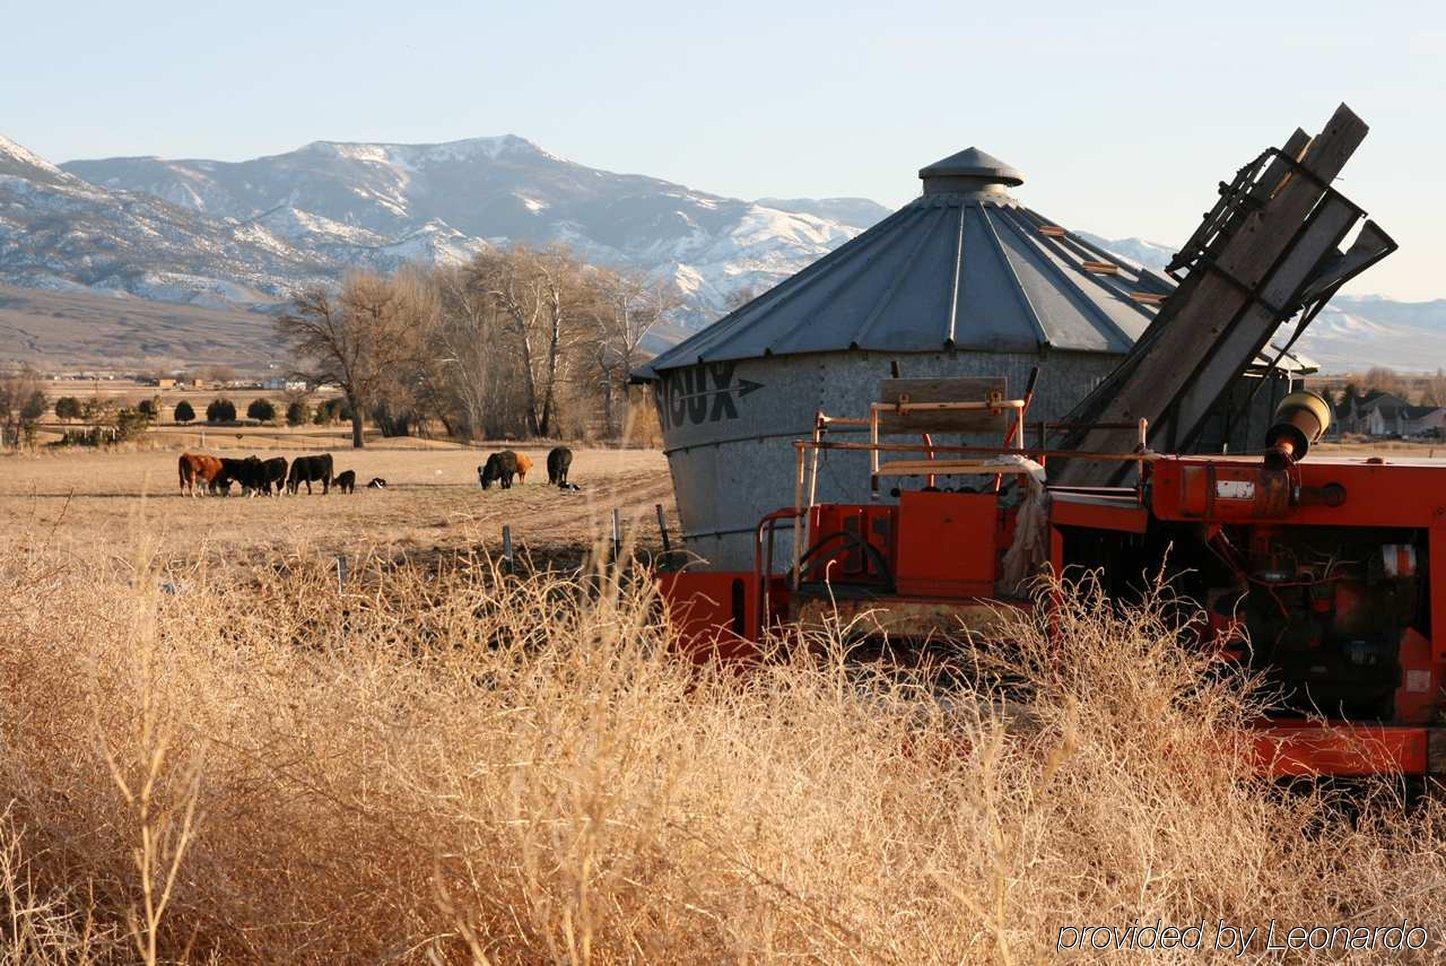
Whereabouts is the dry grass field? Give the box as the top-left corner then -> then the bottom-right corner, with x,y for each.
3,441 -> 1446,962
0,442 -> 678,566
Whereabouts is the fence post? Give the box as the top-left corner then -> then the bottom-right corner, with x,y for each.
655,503 -> 671,554
501,524 -> 514,575
335,554 -> 347,590
611,508 -> 623,564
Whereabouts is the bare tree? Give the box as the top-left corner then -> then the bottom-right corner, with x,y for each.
431,264 -> 504,439
290,250 -> 676,445
276,271 -> 434,448
198,364 -> 239,386
1421,369 -> 1446,407
0,368 -> 47,448
1359,367 -> 1410,399
467,245 -> 591,437
467,250 -> 544,434
585,268 -> 676,436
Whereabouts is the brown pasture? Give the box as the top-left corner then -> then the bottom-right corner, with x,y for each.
0,443 -> 678,565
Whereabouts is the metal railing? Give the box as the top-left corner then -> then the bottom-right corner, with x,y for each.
785,404 -> 1151,592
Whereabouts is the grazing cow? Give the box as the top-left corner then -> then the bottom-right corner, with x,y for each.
287,453 -> 334,494
332,470 -> 356,494
546,446 -> 573,487
259,457 -> 288,495
220,456 -> 267,496
515,452 -> 534,484
366,477 -> 388,489
478,451 -> 519,490
178,452 -> 225,496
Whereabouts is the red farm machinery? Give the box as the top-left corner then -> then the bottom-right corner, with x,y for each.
654,105 -> 1446,780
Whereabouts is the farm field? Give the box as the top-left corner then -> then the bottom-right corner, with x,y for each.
3,440 -> 1446,961
0,442 -> 676,566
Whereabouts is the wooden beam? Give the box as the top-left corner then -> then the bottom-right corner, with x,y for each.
1055,105 -> 1368,485
877,377 -> 1010,433
1171,193 -> 1360,438
875,459 -> 1037,477
1066,129 -> 1314,452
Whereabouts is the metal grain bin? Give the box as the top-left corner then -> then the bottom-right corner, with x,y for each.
635,148 -> 1307,570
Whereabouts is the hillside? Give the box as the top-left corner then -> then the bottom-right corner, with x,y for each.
60,136 -> 867,323
0,282 -> 280,371
0,136 -> 333,308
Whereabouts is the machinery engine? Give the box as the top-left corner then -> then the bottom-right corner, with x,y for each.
1197,388 -> 1433,721
1206,527 -> 1426,720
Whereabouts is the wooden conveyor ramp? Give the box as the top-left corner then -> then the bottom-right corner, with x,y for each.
1054,104 -> 1396,486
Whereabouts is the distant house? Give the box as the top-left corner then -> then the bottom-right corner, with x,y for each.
1351,391 -> 1444,437
1405,406 -> 1446,438
262,377 -> 309,392
155,377 -> 178,390
1339,390 -> 1403,435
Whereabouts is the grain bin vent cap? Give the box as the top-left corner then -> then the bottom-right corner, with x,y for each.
918,146 -> 1025,193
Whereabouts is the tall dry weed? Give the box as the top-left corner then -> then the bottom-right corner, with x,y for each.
0,537 -> 1443,962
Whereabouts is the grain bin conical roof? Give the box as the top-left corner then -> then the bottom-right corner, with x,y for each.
637,147 -> 1181,379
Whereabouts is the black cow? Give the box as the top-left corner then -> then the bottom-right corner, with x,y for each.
259,457 -> 288,495
366,477 -> 388,489
478,451 -> 519,490
287,453 -> 334,494
332,469 -> 356,494
546,446 -> 573,487
219,456 -> 266,496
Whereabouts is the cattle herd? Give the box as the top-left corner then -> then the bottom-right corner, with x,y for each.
177,445 -> 578,497
477,446 -> 575,491
178,452 -> 353,496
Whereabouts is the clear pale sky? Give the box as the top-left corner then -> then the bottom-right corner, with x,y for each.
7,0 -> 1445,300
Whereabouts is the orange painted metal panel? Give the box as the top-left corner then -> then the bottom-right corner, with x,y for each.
805,503 -> 896,585
1050,493 -> 1149,533
894,491 -> 1001,597
657,571 -> 775,664
1253,721 -> 1429,777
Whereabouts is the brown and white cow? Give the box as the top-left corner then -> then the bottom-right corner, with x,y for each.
178,452 -> 226,495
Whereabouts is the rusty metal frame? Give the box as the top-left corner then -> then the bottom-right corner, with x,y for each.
786,395 -> 1150,590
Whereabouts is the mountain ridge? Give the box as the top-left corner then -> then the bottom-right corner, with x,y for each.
58,134 -> 865,323
0,131 -> 1439,372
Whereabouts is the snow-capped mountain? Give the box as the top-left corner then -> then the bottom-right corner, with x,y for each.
1,129 -> 1441,371
757,197 -> 892,229
0,135 -> 337,308
1294,296 -> 1446,373
59,135 -> 867,322
0,134 -> 73,186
